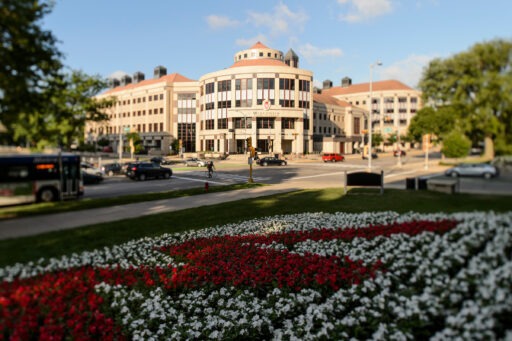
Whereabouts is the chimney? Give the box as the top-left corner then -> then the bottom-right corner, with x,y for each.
154,65 -> 167,79
120,75 -> 132,86
133,71 -> 145,84
322,79 -> 333,89
341,77 -> 352,87
108,78 -> 120,88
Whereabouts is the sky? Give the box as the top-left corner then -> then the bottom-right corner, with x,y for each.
42,0 -> 512,90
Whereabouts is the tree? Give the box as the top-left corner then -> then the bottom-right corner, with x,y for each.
441,131 -> 471,158
126,132 -> 143,154
419,39 -> 512,156
408,106 -> 458,143
11,70 -> 112,150
371,133 -> 383,147
0,0 -> 63,137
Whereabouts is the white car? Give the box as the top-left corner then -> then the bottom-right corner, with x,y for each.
185,158 -> 207,167
445,163 -> 498,179
81,162 -> 105,177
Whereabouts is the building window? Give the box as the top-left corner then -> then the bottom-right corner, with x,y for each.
257,78 -> 275,105
304,118 -> 310,130
235,79 -> 253,107
159,94 -> 163,100
256,117 -> 275,129
160,123 -> 163,131
234,117 -> 251,129
218,80 -> 231,92
218,118 -> 228,129
384,97 -> 394,113
205,119 -> 214,130
282,118 -> 295,129
354,117 -> 361,135
279,78 -> 295,108
206,139 -> 215,151
410,97 -> 418,113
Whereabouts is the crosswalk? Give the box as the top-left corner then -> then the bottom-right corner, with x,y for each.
173,170 -> 269,184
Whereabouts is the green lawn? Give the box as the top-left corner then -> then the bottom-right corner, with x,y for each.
1,187 -> 511,267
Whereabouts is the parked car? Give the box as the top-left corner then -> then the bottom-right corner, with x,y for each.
362,153 -> 378,160
81,162 -> 104,176
126,162 -> 173,181
322,153 -> 345,162
101,162 -> 122,176
393,150 -> 406,157
102,146 -> 113,153
185,158 -> 207,167
150,157 -> 173,165
82,171 -> 103,185
445,163 -> 499,179
258,157 -> 287,166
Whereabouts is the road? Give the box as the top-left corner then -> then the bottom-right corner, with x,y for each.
82,151 -> 512,198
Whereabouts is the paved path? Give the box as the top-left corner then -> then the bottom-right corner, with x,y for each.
0,184 -> 299,240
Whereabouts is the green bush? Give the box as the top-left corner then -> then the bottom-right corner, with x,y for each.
441,131 -> 471,158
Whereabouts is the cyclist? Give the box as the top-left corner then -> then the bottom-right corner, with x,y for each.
206,161 -> 215,178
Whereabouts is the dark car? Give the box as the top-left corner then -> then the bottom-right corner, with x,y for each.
393,150 -> 406,157
82,171 -> 103,185
150,157 -> 173,165
101,162 -> 122,176
126,162 -> 173,181
258,157 -> 287,166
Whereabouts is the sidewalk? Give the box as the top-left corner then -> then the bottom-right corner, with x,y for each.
0,184 -> 300,240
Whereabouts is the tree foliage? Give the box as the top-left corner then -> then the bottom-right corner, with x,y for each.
1,0 -> 112,150
11,70 -> 112,150
0,0 -> 62,133
418,39 -> 512,155
441,131 -> 471,158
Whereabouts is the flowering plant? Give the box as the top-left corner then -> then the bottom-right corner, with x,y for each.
1,211 -> 511,340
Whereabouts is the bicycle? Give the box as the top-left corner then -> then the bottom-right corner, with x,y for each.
204,170 -> 217,179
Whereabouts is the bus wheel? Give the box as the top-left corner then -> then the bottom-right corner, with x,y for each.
38,188 -> 57,202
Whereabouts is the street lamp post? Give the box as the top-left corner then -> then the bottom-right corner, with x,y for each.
368,61 -> 382,171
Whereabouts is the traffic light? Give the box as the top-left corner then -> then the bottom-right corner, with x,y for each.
246,137 -> 252,148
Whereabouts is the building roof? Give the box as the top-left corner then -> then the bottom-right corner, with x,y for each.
250,41 -> 269,49
103,73 -> 195,95
322,80 -> 414,96
313,93 -> 351,107
229,58 -> 290,69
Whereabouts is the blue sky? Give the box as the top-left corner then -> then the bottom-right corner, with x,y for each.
43,0 -> 512,90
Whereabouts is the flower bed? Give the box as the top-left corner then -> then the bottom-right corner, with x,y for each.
1,211 -> 511,340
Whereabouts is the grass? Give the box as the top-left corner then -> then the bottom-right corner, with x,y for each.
0,183 -> 264,220
1,187 -> 511,267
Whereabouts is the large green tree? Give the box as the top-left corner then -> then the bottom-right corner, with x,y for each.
0,0 -> 63,138
11,70 -> 112,150
418,39 -> 512,156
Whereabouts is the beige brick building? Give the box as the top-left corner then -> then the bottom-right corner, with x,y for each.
88,43 -> 421,156
322,78 -> 422,141
89,66 -> 199,155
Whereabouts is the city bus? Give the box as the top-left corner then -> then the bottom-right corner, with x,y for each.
0,154 -> 83,206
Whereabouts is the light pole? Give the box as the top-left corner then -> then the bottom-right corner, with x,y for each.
368,60 -> 382,171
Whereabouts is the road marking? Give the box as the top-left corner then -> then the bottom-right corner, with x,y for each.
384,170 -> 418,179
286,171 -> 350,181
172,176 -> 225,185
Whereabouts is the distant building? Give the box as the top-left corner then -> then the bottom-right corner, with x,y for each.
198,41 -> 313,155
90,67 -> 198,154
322,78 -> 422,139
88,45 -> 421,156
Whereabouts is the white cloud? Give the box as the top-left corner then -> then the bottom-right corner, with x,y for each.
206,15 -> 239,29
246,3 -> 308,36
298,43 -> 343,63
379,54 -> 435,88
338,0 -> 393,23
